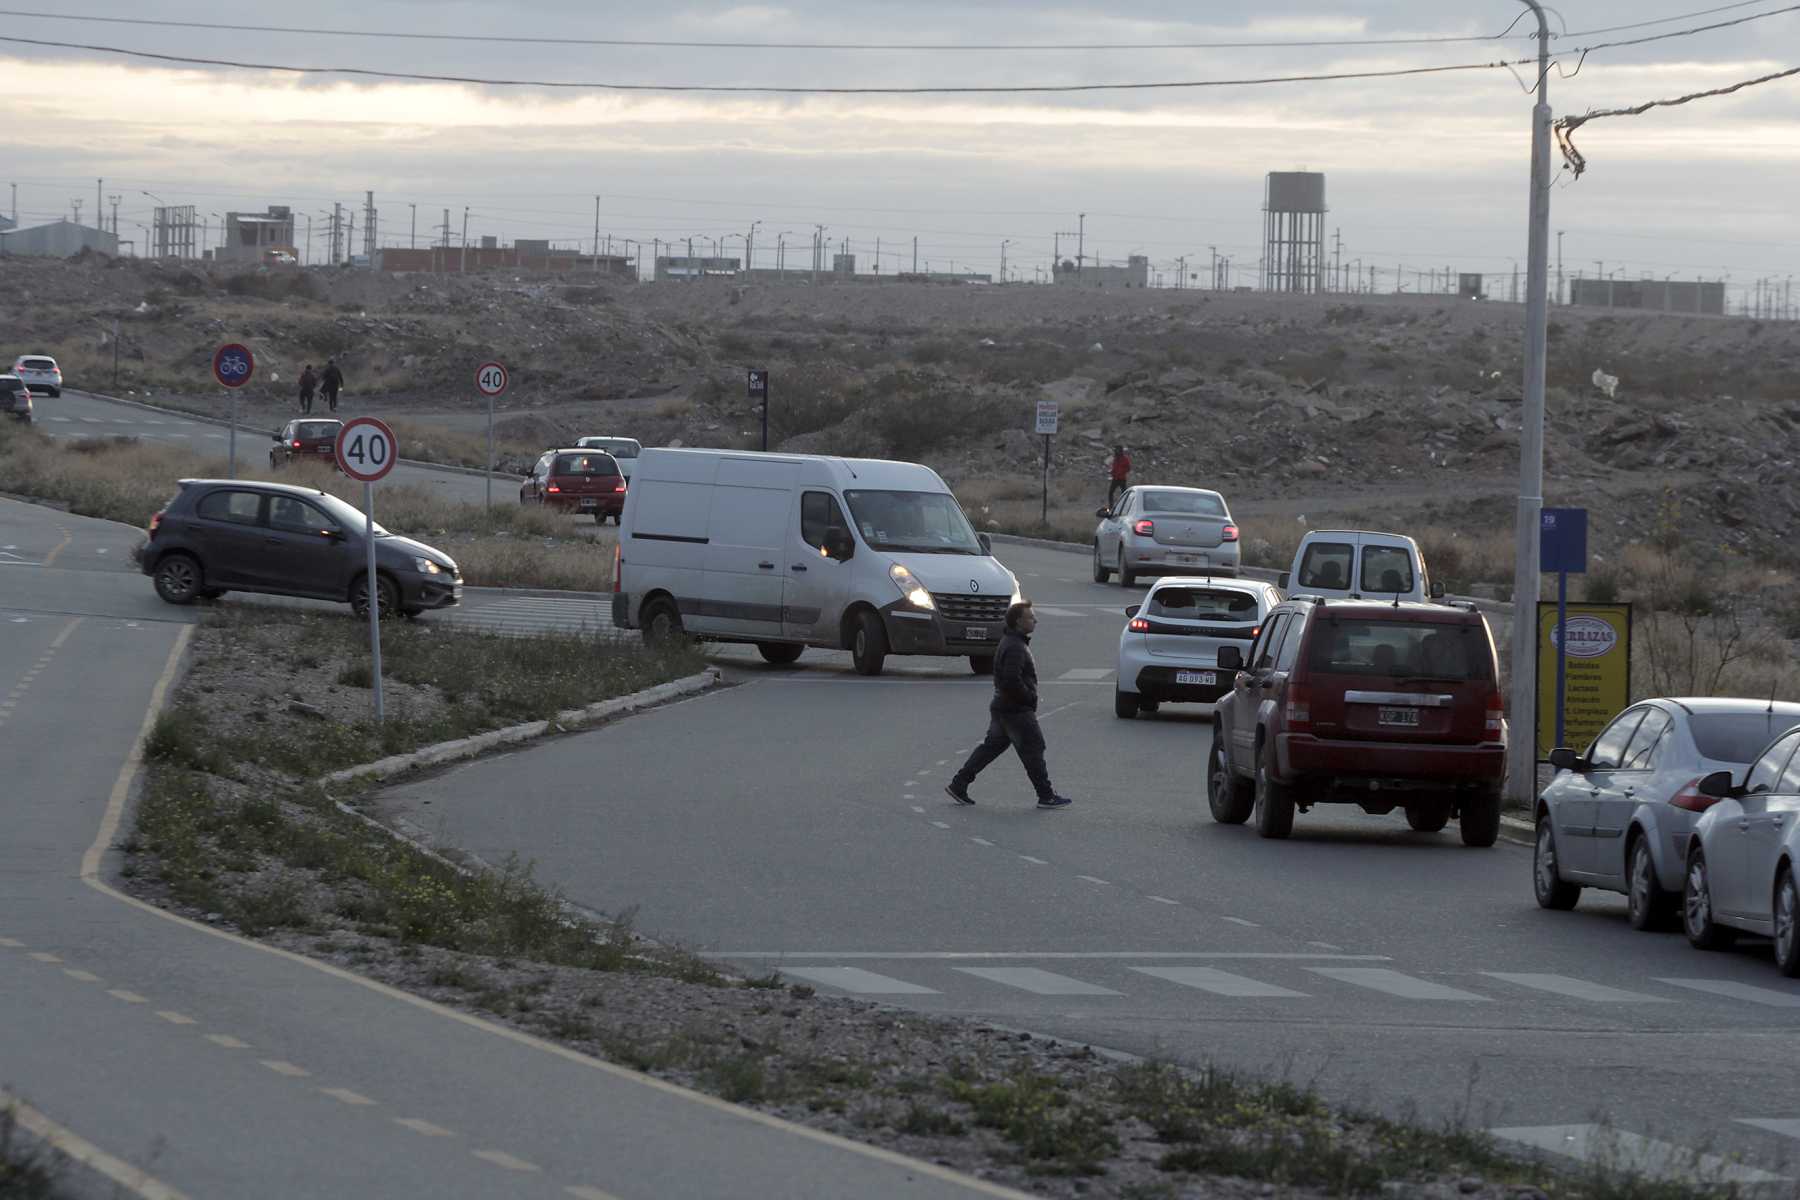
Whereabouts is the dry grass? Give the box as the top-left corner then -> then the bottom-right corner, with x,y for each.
387,419 -> 547,473
452,540 -> 611,592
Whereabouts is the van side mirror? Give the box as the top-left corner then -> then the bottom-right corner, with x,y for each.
1124,604 -> 1140,618
978,532 -> 992,555
1548,747 -> 1582,771
1698,770 -> 1736,799
1217,645 -> 1244,671
1430,581 -> 1446,599
825,528 -> 854,561
1277,572 -> 1291,590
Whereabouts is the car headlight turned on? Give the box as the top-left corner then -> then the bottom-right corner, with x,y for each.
889,564 -> 935,610
414,557 -> 444,576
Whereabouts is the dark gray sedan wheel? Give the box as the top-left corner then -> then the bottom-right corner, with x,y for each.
152,554 -> 202,605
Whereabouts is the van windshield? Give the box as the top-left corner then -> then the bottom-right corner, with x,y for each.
1307,619 -> 1492,682
843,490 -> 983,554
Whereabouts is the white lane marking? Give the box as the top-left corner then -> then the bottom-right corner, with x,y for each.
63,969 -> 101,982
719,950 -> 1389,960
1308,941 -> 1343,951
0,936 -> 23,947
47,416 -> 70,422
930,820 -> 951,829
1483,973 -> 1671,1003
472,1149 -> 541,1172
1659,978 -> 1800,1007
970,837 -> 994,846
1489,1125 -> 1786,1185
566,1187 -> 625,1200
320,1087 -> 377,1106
1019,855 -> 1049,865
1076,875 -> 1111,886
935,759 -> 948,766
955,967 -> 1121,996
205,1034 -> 249,1048
395,1117 -> 455,1137
778,967 -> 940,995
259,1059 -> 310,1076
1033,606 -> 1083,617
1148,896 -> 1179,905
79,416 -> 101,423
914,768 -> 932,776
108,989 -> 148,1003
1220,916 -> 1259,927
1132,966 -> 1310,998
155,1010 -> 197,1025
910,805 -> 925,814
1309,967 -> 1491,1001
28,951 -> 62,963
1058,668 -> 1113,681
1740,1119 -> 1800,1139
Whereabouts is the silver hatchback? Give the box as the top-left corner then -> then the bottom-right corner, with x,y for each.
1092,486 -> 1240,587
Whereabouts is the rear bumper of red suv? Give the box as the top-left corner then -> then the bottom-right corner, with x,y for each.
1276,733 -> 1504,788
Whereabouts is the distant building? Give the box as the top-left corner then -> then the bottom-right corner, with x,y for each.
220,206 -> 297,264
655,256 -> 741,280
1053,255 -> 1150,289
0,214 -> 14,234
1571,278 -> 1725,316
0,218 -> 119,258
378,244 -> 633,277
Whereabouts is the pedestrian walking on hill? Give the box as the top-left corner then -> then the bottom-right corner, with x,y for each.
320,358 -> 344,413
1107,444 -> 1131,507
297,364 -> 317,414
945,601 -> 1074,810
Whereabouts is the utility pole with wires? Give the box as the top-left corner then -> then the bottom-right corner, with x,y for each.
439,209 -> 450,274
1332,228 -> 1342,292
460,206 -> 469,273
363,191 -> 376,262
107,193 -> 120,238
1076,212 -> 1085,273
1506,0 -> 1555,819
912,236 -> 917,274
409,203 -> 416,250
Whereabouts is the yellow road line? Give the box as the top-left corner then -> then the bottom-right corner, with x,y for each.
63,969 -> 101,982
0,936 -> 23,947
1,1089 -> 191,1200
27,952 -> 61,963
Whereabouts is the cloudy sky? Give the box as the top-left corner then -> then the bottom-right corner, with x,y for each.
5,1 -> 1796,301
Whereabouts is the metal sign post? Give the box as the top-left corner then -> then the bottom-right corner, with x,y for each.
474,361 -> 509,510
335,416 -> 398,723
1540,507 -> 1588,748
211,343 -> 255,479
1034,400 -> 1059,525
748,368 -> 769,450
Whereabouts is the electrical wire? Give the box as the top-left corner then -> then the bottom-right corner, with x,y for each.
0,35 -> 1532,92
1557,0 -> 1773,37
1555,64 -> 1800,175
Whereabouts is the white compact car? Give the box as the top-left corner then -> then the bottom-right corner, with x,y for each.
1093,486 -> 1240,586
12,354 -> 61,398
612,449 -> 1021,675
575,436 -> 642,482
1114,577 -> 1280,718
1683,723 -> 1800,975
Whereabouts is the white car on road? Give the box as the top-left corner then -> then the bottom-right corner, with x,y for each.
12,354 -> 61,398
1683,723 -> 1800,975
575,436 -> 642,482
1114,577 -> 1280,719
1093,486 -> 1240,586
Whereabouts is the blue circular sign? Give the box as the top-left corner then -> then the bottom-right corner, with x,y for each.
212,343 -> 255,389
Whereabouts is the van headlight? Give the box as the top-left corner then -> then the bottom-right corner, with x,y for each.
889,564 -> 935,610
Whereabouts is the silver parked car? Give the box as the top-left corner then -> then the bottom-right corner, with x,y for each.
1092,486 -> 1240,587
12,354 -> 61,398
1534,698 -> 1800,928
1682,724 -> 1800,974
1114,577 -> 1280,719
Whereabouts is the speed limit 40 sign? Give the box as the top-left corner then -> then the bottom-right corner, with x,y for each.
475,361 -> 509,397
335,416 -> 397,483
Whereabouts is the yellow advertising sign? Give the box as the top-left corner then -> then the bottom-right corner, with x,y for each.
1535,602 -> 1632,759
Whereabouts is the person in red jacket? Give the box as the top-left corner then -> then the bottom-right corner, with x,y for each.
1107,444 -> 1131,507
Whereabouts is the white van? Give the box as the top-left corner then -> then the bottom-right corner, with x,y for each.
1278,530 -> 1444,603
611,449 -> 1022,675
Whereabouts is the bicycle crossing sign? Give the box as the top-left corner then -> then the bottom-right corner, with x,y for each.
212,343 -> 255,389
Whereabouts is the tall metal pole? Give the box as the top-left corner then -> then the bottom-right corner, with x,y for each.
365,481 -> 384,723
485,390 -> 494,511
1508,0 -> 1553,812
460,206 -> 469,273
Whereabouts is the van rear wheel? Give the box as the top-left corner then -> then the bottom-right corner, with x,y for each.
757,642 -> 804,665
850,610 -> 888,676
642,597 -> 684,646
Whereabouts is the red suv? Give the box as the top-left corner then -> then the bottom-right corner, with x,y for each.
1209,597 -> 1506,846
270,419 -> 344,470
521,448 -> 626,523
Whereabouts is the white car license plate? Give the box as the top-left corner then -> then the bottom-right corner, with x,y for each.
1176,670 -> 1216,686
965,626 -> 990,640
1379,707 -> 1420,727
578,497 -> 597,509
1171,553 -> 1200,564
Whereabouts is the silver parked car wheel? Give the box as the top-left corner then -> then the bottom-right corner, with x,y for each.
1533,820 -> 1580,910
1683,851 -> 1737,950
1627,835 -> 1676,931
1777,868 -> 1800,978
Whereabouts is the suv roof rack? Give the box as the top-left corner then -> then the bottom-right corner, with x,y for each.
1287,593 -> 1327,606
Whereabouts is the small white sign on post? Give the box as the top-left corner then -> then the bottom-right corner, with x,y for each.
1034,399 -> 1060,436
475,361 -> 508,510
335,416 -> 398,724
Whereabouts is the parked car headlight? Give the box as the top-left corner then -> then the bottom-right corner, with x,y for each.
889,564 -> 934,610
413,557 -> 444,575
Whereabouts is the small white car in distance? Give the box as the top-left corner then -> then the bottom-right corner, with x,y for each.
12,355 -> 61,398
575,436 -> 642,482
1093,486 -> 1240,586
1115,577 -> 1281,719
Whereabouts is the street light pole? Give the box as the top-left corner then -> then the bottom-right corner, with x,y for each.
1507,0 -> 1554,814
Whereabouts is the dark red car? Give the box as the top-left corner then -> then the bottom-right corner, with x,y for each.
1209,597 -> 1506,846
269,419 -> 344,470
521,448 -> 626,524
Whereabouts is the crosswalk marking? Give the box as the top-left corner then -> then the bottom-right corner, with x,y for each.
1057,668 -> 1113,681
1490,1125 -> 1786,1185
1483,973 -> 1671,1003
955,967 -> 1122,996
1739,1118 -> 1800,1139
1131,966 -> 1309,998
1658,978 -> 1800,1007
1308,967 -> 1490,1001
780,967 -> 940,995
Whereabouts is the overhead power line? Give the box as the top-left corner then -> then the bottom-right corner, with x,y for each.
0,36 -> 1531,92
1555,64 -> 1800,175
1559,0 -> 1786,36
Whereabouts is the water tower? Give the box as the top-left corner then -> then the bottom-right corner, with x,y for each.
1262,171 -> 1327,293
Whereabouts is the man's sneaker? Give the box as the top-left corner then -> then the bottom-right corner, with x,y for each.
945,782 -> 975,806
1036,794 -> 1073,809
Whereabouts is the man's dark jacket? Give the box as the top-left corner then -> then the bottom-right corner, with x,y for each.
990,629 -> 1039,714
321,363 -> 344,391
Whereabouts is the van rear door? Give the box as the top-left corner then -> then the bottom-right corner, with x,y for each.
701,457 -> 797,639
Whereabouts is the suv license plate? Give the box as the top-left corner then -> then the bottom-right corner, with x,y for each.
1176,670 -> 1216,686
1379,707 -> 1421,727
965,626 -> 990,640
578,498 -> 597,509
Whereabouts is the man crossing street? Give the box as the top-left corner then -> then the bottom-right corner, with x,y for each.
945,601 -> 1074,810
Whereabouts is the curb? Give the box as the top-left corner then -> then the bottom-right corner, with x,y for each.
65,389 -> 524,482
320,667 -> 722,788
1499,813 -> 1535,847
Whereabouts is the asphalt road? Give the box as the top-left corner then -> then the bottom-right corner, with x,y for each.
377,538 -> 1800,1186
1,498 -> 1027,1198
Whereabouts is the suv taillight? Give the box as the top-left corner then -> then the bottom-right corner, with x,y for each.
546,484 -> 561,493
1133,519 -> 1154,536
1671,776 -> 1723,813
1129,617 -> 1149,632
292,439 -> 303,448
1221,523 -> 1239,542
1486,690 -> 1505,736
1284,684 -> 1312,732
612,542 -> 622,593
148,511 -> 163,537
614,480 -> 626,492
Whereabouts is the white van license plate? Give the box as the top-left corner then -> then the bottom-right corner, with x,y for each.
1176,670 -> 1216,686
965,626 -> 990,640
1379,707 -> 1420,727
